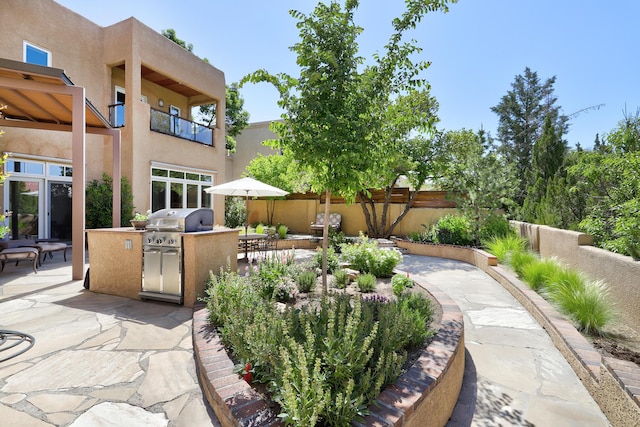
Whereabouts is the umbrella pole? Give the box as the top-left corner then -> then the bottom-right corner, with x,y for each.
244,193 -> 249,236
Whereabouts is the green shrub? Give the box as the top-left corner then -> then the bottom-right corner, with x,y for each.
225,196 -> 246,229
297,270 -> 317,293
432,214 -> 474,246
273,277 -> 297,302
520,257 -> 563,292
508,250 -> 538,277
255,223 -> 266,234
356,273 -> 377,292
484,234 -> 528,263
408,223 -> 434,243
249,252 -> 292,300
544,270 -> 614,335
204,283 -> 435,426
332,269 -> 350,289
277,224 -> 289,239
313,246 -> 340,273
86,172 -> 135,228
328,227 -> 348,253
479,214 -> 516,242
340,235 -> 402,278
391,273 -> 414,297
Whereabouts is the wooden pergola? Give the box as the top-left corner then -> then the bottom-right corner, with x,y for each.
0,58 -> 121,280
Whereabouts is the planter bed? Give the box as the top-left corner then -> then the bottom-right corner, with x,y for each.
192,272 -> 465,427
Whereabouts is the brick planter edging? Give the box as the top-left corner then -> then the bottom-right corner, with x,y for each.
192,277 -> 465,427
396,239 -> 640,427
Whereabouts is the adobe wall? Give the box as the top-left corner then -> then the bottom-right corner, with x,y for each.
247,198 -> 456,236
511,221 -> 640,333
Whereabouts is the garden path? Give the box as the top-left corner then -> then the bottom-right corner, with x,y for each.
400,254 -> 609,426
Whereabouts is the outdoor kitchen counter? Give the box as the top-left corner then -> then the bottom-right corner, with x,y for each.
86,227 -> 238,307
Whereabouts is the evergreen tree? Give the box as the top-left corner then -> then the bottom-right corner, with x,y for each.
491,67 -> 568,206
522,115 -> 568,223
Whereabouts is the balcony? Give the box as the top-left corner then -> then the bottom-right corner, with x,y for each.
150,108 -> 213,146
108,104 -> 214,146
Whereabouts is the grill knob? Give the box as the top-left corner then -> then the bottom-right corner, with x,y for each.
155,237 -> 164,245
168,238 -> 175,245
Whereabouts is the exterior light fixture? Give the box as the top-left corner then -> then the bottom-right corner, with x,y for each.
158,99 -> 164,107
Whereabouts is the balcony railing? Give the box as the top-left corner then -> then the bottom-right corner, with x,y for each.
150,108 -> 213,146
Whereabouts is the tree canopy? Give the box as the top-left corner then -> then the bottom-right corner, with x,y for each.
242,0 -> 456,288
491,67 -> 568,205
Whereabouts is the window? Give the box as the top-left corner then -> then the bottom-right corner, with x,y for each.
150,166 -> 214,212
23,41 -> 51,66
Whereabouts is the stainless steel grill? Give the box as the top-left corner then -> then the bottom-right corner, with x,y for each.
140,208 -> 213,304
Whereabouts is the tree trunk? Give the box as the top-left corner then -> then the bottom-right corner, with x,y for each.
266,199 -> 276,225
382,189 -> 418,238
358,191 -> 377,236
322,191 -> 331,294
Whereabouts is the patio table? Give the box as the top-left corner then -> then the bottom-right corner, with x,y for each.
238,233 -> 267,261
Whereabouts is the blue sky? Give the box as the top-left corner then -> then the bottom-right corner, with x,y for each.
57,0 -> 640,149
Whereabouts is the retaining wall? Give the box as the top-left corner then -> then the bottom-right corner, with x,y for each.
511,221 -> 640,333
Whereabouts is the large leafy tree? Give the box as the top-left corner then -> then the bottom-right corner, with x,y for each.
491,67 -> 568,206
435,129 -> 516,246
358,90 -> 442,238
243,0 -> 455,290
162,29 -> 249,152
570,112 -> 640,257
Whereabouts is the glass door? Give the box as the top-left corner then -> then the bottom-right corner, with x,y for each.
49,182 -> 73,241
7,179 -> 43,240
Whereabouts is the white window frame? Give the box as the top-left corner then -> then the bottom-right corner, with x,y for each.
150,164 -> 214,212
23,41 -> 51,66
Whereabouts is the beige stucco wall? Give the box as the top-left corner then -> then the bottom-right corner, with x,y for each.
0,0 -> 227,225
0,0 -> 109,185
229,120 -> 281,180
512,221 -> 640,333
182,229 -> 238,307
87,227 -> 238,307
87,228 -> 144,300
247,198 -> 456,236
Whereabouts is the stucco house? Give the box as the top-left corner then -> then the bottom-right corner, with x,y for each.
0,0 -> 227,277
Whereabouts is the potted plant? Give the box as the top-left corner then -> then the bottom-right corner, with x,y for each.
130,210 -> 150,230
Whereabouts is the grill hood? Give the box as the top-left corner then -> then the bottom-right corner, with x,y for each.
146,208 -> 213,232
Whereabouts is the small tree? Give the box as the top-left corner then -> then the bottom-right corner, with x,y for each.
436,129 -> 516,246
161,29 -> 193,52
243,0 -> 456,291
245,150 -> 307,224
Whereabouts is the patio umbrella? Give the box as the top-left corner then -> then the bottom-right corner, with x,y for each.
204,177 -> 289,234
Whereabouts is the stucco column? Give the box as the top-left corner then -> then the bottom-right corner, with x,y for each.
70,86 -> 86,280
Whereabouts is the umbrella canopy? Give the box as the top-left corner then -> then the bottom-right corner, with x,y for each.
204,177 -> 289,197
205,177 -> 289,234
